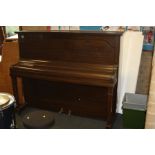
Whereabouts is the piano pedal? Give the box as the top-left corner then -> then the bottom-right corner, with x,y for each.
68,110 -> 71,116
58,107 -> 63,114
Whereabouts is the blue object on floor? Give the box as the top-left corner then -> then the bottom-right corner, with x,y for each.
143,43 -> 154,51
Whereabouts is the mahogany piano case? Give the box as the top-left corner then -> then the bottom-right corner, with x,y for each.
10,31 -> 122,128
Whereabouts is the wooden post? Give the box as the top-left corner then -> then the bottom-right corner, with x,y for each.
106,87 -> 114,128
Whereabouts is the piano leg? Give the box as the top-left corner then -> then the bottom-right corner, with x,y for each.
11,75 -> 26,112
11,75 -> 20,109
106,86 -> 116,129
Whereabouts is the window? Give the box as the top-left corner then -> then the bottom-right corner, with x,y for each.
5,26 -> 19,37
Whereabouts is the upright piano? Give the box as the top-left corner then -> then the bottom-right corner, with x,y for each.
10,30 -> 122,128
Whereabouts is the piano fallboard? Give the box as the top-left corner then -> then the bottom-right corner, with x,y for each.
11,60 -> 117,87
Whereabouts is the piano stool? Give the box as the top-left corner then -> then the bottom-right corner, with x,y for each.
22,110 -> 55,129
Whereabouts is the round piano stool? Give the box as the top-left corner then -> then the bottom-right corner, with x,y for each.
22,110 -> 55,129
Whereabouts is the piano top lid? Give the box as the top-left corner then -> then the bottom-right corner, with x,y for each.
15,30 -> 123,36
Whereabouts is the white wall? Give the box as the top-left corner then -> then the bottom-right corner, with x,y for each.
117,31 -> 144,113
